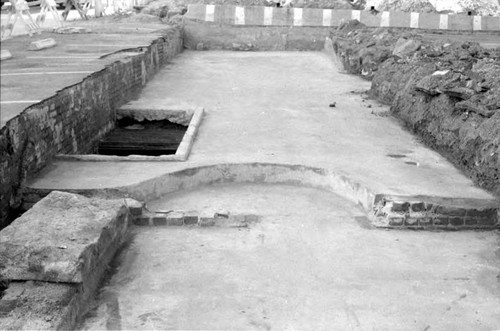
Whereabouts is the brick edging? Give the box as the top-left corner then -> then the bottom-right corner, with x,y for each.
371,195 -> 499,230
185,4 -> 500,31
127,203 -> 261,228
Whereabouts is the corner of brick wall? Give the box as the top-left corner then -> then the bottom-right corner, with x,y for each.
0,27 -> 183,229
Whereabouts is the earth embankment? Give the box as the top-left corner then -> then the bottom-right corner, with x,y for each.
332,21 -> 500,195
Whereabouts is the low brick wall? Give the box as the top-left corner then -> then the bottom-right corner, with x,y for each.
185,4 -> 500,31
0,27 -> 183,229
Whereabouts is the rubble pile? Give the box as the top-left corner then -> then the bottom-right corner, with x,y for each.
139,0 -> 357,17
376,0 -> 437,12
457,0 -> 500,16
332,22 -> 500,194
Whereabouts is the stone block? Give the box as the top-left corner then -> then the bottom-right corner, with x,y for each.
54,26 -> 92,34
225,214 -> 247,227
0,281 -> 77,330
391,201 -> 410,213
133,216 -> 150,226
29,38 -> 57,51
392,38 -> 421,59
433,217 -> 449,227
477,217 -> 498,227
464,217 -> 478,226
410,202 -> 425,213
404,217 -> 418,226
418,217 -> 432,227
434,205 -> 466,217
124,198 -> 143,216
449,217 -> 464,227
184,210 -> 199,225
167,212 -> 184,226
0,49 -> 13,61
466,208 -> 497,218
0,191 -> 129,284
244,214 -> 260,224
388,216 -> 404,226
199,210 -> 215,227
214,209 -> 230,219
153,216 -> 167,226
425,203 -> 434,212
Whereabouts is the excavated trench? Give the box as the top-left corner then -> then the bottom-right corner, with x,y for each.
331,21 -> 500,196
1,9 -> 500,330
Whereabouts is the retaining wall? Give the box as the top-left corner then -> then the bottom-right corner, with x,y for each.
0,27 -> 183,229
185,4 -> 500,31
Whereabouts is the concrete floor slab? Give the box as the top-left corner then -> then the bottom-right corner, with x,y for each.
28,51 -> 496,203
79,184 -> 500,330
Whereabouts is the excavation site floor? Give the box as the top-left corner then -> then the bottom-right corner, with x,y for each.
79,183 -> 500,330
29,51 -> 495,203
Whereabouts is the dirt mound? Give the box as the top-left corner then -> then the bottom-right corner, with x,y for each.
457,0 -> 500,15
140,0 -> 357,13
112,12 -> 163,22
332,25 -> 500,195
377,0 -> 437,12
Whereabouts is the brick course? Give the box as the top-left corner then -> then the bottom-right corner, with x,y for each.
372,195 -> 498,230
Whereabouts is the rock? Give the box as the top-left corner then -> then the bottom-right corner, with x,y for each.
415,75 -> 443,96
337,19 -> 366,34
124,124 -> 145,130
0,50 -> 13,61
28,38 -> 57,51
124,198 -> 143,216
0,281 -> 77,330
455,101 -> 497,118
392,38 -> 422,59
214,209 -> 230,219
54,26 -> 92,34
196,42 -> 205,51
198,210 -> 215,227
0,191 -> 129,283
377,0 -> 437,12
231,43 -> 255,51
442,87 -> 476,100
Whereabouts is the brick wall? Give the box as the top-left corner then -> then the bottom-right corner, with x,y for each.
0,27 -> 183,229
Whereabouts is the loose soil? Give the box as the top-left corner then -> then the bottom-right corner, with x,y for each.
332,21 -> 500,196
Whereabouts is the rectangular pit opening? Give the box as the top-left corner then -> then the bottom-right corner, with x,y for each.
98,118 -> 187,156
56,107 -> 204,162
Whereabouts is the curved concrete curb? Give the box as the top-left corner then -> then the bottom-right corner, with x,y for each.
23,162 -> 499,230
120,163 -> 376,210
54,107 -> 204,162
